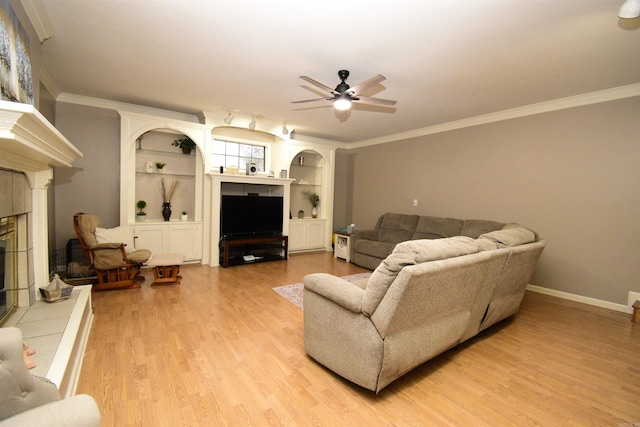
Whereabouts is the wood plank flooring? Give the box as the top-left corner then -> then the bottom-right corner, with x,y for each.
77,252 -> 640,426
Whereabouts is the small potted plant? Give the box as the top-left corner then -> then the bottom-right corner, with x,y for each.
181,211 -> 188,221
136,200 -> 147,221
155,162 -> 166,173
172,137 -> 196,155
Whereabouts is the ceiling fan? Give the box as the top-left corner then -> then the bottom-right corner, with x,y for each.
292,69 -> 396,111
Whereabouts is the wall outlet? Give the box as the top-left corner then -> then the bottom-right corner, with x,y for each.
413,199 -> 418,207
628,291 -> 640,307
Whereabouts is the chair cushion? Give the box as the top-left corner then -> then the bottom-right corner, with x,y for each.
77,214 -> 102,247
460,219 -> 506,238
94,226 -> 136,254
377,213 -> 420,243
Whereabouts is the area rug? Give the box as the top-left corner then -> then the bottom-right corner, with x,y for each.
273,273 -> 371,310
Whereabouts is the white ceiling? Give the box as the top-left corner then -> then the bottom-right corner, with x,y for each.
37,0 -> 640,143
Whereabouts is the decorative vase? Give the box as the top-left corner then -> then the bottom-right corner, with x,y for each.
298,210 -> 304,219
162,203 -> 172,221
312,206 -> 318,218
181,214 -> 188,221
181,147 -> 192,155
157,168 -> 164,174
136,214 -> 146,222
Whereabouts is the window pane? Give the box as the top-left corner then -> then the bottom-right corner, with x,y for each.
252,146 -> 264,159
255,159 -> 264,171
239,144 -> 252,158
213,140 -> 226,154
226,156 -> 239,168
227,142 -> 239,155
213,154 -> 225,168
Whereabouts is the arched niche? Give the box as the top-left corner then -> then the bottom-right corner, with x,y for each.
132,128 -> 199,222
289,149 -> 325,219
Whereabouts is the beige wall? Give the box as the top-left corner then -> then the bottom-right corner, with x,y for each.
53,103 -> 122,248
346,97 -> 639,305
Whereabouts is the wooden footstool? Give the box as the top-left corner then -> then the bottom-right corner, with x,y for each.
147,253 -> 184,286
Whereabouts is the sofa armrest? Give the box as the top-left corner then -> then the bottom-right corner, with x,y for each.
303,273 -> 364,313
351,229 -> 378,241
0,394 -> 101,427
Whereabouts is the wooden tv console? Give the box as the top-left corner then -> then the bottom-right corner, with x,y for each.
220,235 -> 288,267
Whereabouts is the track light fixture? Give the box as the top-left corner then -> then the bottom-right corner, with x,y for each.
248,117 -> 256,130
282,123 -> 289,135
619,0 -> 640,18
223,112 -> 234,124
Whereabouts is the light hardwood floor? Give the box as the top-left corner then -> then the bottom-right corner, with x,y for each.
77,252 -> 640,426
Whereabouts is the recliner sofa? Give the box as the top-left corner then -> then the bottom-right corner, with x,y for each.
304,226 -> 545,392
0,327 -> 101,426
351,212 -> 511,270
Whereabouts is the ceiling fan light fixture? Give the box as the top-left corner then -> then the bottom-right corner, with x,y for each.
223,112 -> 234,124
333,95 -> 352,111
618,0 -> 640,18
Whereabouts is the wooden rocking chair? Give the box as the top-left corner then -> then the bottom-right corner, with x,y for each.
73,212 -> 151,291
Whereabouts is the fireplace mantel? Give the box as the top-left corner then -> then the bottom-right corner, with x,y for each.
0,100 -> 82,173
0,100 -> 82,305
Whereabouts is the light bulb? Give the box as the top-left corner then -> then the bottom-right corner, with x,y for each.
333,95 -> 352,111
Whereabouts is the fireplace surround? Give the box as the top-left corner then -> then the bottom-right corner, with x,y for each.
0,100 -> 82,314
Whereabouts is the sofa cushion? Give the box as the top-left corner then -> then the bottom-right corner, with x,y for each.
479,227 -> 536,247
95,226 -> 136,254
361,236 -> 481,316
377,213 -> 419,243
460,219 -> 506,238
362,252 -> 415,316
393,236 -> 480,263
353,239 -> 397,260
412,216 -> 464,240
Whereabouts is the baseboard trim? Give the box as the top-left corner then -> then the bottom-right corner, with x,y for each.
526,284 -> 632,314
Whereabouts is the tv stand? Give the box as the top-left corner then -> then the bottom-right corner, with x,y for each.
220,235 -> 288,268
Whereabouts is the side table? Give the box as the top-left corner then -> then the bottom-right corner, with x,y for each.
334,232 -> 352,262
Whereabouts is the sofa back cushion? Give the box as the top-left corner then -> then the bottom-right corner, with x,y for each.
479,227 -> 536,247
412,216 -> 464,240
361,236 -> 481,316
460,219 -> 506,238
377,213 -> 420,244
362,252 -> 416,316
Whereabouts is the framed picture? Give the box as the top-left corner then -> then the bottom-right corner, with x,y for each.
0,0 -> 33,104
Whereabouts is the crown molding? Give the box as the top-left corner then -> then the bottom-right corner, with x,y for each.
20,0 -> 54,42
56,93 -> 201,123
349,84 -> 640,149
39,62 -> 60,98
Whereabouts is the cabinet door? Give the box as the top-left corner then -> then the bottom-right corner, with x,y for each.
168,224 -> 201,260
288,221 -> 306,251
306,221 -> 325,249
134,226 -> 166,255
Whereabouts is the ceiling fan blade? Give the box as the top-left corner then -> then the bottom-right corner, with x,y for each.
291,97 -> 331,104
354,96 -> 397,106
299,76 -> 338,95
348,74 -> 386,96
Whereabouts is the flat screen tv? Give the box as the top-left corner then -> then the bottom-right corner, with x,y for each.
221,195 -> 284,238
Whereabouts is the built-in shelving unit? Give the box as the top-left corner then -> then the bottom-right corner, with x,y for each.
288,150 -> 327,251
119,111 -> 208,263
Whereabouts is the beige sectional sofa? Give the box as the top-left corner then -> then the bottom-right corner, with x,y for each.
351,212 -> 511,270
304,226 -> 545,393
